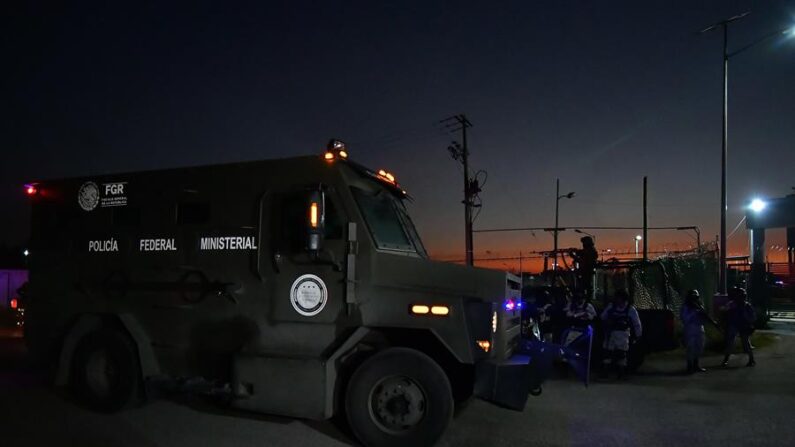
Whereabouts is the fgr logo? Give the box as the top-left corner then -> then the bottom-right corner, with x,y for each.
100,181 -> 128,208
78,182 -> 100,211
105,183 -> 125,195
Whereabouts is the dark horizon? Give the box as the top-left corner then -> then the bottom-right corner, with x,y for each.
3,0 -> 794,267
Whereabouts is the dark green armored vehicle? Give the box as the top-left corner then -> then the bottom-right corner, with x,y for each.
24,142 -> 537,446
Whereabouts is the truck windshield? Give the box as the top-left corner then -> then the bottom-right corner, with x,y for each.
351,187 -> 427,257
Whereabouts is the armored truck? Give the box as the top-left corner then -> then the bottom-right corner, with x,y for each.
24,142 -> 538,446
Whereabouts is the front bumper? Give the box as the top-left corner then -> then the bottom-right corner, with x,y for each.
473,348 -> 555,410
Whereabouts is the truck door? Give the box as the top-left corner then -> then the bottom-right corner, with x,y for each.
264,187 -> 347,325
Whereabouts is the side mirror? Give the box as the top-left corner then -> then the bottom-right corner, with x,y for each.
307,189 -> 325,255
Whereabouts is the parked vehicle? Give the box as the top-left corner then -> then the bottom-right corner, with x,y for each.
24,141 -> 546,446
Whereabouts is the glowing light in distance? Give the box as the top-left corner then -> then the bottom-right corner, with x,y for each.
10,298 -> 18,310
749,198 -> 767,213
324,152 -> 334,160
25,185 -> 37,195
476,340 -> 491,352
339,150 -> 348,158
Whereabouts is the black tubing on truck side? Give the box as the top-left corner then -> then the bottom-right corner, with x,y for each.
345,347 -> 454,447
70,329 -> 142,413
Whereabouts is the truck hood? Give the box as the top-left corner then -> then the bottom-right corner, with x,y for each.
368,252 -> 507,302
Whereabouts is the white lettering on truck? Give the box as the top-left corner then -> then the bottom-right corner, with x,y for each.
105,183 -> 125,195
88,238 -> 119,252
139,238 -> 177,251
199,236 -> 257,250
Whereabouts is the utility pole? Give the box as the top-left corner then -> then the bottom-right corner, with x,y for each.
443,114 -> 474,266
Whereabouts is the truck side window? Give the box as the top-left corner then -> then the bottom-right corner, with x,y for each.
177,202 -> 211,225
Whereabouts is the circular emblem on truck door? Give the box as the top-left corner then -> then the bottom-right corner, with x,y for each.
78,181 -> 100,211
290,274 -> 328,316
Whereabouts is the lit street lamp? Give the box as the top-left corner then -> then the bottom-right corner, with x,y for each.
553,178 -> 575,271
699,12 -> 795,294
749,198 -> 767,213
634,235 -> 643,256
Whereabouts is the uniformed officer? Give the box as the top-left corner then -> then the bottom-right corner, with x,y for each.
566,292 -> 596,324
570,236 -> 598,298
721,287 -> 756,367
562,292 -> 596,345
681,289 -> 709,373
600,290 -> 642,379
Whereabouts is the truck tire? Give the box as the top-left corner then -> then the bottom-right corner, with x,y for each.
345,348 -> 453,447
71,329 -> 141,412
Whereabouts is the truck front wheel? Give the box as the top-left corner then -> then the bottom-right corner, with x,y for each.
345,348 -> 453,447
71,329 -> 141,412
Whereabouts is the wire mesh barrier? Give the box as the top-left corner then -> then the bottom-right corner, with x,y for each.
596,250 -> 718,314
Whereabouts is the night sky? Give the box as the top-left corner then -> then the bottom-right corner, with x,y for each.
3,0 -> 794,269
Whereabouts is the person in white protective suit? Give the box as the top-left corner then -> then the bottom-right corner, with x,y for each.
600,290 -> 642,379
681,289 -> 710,373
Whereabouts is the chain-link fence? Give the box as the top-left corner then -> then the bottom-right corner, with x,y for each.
596,250 -> 718,315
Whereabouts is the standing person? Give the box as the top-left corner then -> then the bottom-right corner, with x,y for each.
570,236 -> 598,298
548,288 -> 571,343
536,290 -> 555,342
721,287 -> 756,367
566,292 -> 596,327
563,292 -> 596,345
600,290 -> 642,379
681,289 -> 710,373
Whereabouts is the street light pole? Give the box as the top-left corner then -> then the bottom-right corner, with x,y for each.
700,12 -> 749,294
720,21 -> 730,294
700,12 -> 795,293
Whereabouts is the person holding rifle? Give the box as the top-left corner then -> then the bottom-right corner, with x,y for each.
569,236 -> 598,298
721,287 -> 756,367
680,289 -> 716,373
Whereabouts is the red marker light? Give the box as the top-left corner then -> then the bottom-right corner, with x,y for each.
10,298 -> 18,310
